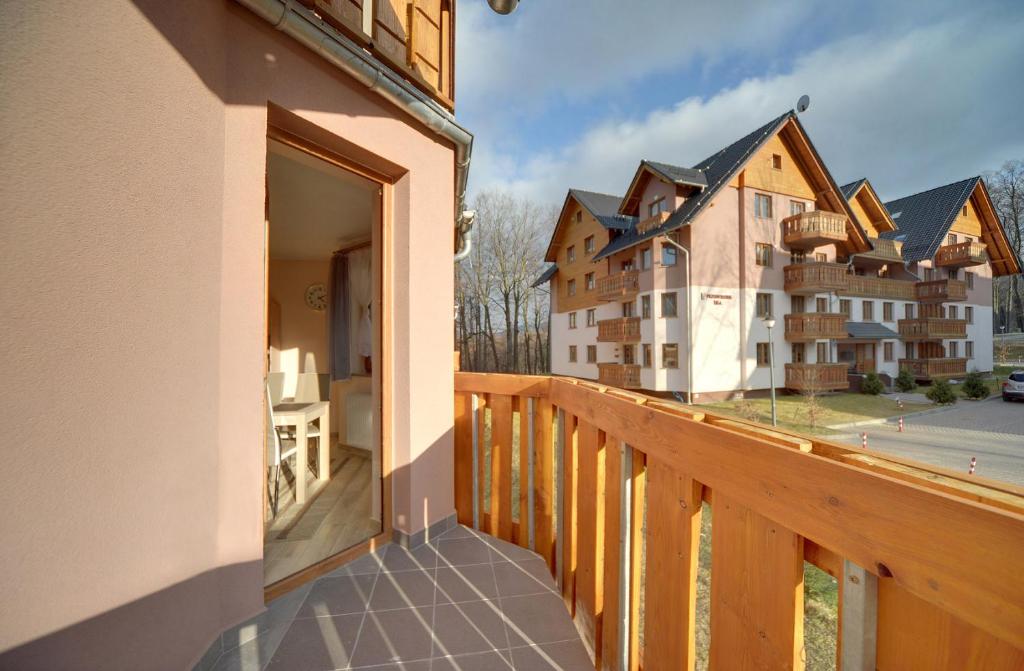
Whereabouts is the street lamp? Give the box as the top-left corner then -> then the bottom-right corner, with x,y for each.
763,315 -> 778,427
487,0 -> 519,13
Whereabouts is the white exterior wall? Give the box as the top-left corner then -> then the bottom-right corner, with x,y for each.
967,305 -> 994,372
549,300 -> 619,380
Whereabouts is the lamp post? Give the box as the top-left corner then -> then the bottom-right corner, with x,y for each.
763,315 -> 778,426
660,234 -> 694,404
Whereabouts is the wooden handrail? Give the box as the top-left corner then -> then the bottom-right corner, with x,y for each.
453,371 -> 1024,668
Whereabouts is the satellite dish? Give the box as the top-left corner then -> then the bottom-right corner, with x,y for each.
796,95 -> 811,113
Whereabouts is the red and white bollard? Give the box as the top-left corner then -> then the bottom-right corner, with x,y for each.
968,457 -> 977,475
898,416 -> 904,432
861,432 -> 868,449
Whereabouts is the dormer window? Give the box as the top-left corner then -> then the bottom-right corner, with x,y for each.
772,153 -> 783,170
648,197 -> 667,218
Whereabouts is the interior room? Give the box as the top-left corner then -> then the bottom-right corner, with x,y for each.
263,139 -> 382,587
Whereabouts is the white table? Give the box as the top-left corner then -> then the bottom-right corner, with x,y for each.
272,401 -> 330,504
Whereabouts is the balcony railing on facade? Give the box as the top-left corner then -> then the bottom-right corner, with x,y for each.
898,318 -> 968,340
453,372 -> 1024,669
596,270 -> 640,302
635,210 -> 671,234
843,275 -> 916,300
784,313 -> 848,342
935,241 -> 987,268
596,317 -> 641,343
596,362 -> 641,388
783,262 -> 849,295
782,210 -> 849,249
298,0 -> 455,109
853,236 -> 904,266
915,278 -> 968,302
898,357 -> 968,379
784,362 -> 849,391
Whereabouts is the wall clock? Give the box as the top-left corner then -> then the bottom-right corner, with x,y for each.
305,283 -> 327,311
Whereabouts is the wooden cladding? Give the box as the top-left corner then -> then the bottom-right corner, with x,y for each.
915,278 -> 968,303
935,240 -> 987,268
782,210 -> 849,249
301,0 -> 454,109
453,373 -> 1024,668
784,362 -> 849,391
899,357 -> 968,379
596,270 -> 640,302
597,363 -> 641,389
783,262 -> 849,295
596,317 -> 641,343
898,318 -> 968,340
784,312 -> 847,342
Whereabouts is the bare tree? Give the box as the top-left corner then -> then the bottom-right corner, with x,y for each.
985,160 -> 1024,332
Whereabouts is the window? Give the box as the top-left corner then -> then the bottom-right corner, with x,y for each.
754,193 -> 773,218
585,272 -> 595,291
839,299 -> 852,317
791,343 -> 805,364
756,342 -> 771,367
862,301 -> 874,321
641,295 -> 651,319
772,153 -> 783,170
966,341 -> 974,359
790,249 -> 806,264
586,345 -> 597,364
575,211 -> 582,223
923,268 -> 935,281
642,344 -> 653,368
586,308 -> 596,327
648,197 -> 667,217
622,259 -> 634,272
883,302 -> 894,322
567,279 -> 576,296
966,271 -> 974,289
584,235 -> 595,254
755,243 -> 773,267
947,268 -> 959,280
791,296 -> 806,313
904,303 -> 915,319
567,245 -> 576,263
568,312 -> 577,329
661,292 -> 678,317
966,306 -> 974,324
949,341 -> 959,358
623,344 -> 636,365
661,243 -> 677,266
756,292 -> 773,318
884,342 -> 894,362
905,342 -> 915,359
569,345 -> 577,363
790,200 -> 806,216
662,344 -> 679,368
641,248 -> 652,270
816,297 -> 829,313
948,305 -> 958,319
623,301 -> 635,318
816,342 -> 828,362
815,252 -> 827,263
963,205 -> 968,217
948,233 -> 958,245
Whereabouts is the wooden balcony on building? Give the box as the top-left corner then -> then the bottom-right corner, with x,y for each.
898,318 -> 968,340
784,362 -> 850,391
853,236 -> 904,267
915,278 -> 968,302
635,210 -> 671,234
597,317 -> 641,343
898,357 -> 968,380
596,362 -> 641,388
299,0 -> 455,109
453,372 -> 1024,669
841,275 -> 916,300
782,210 -> 849,249
784,313 -> 848,342
596,269 -> 640,301
783,262 -> 849,295
935,241 -> 987,268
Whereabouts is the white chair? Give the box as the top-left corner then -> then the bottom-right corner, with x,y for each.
266,385 -> 298,517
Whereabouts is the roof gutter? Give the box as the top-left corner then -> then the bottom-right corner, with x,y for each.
236,0 -> 475,263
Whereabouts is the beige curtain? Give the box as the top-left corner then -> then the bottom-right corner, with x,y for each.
347,246 -> 372,375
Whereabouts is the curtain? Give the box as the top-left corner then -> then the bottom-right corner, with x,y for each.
347,247 -> 373,375
329,253 -> 350,381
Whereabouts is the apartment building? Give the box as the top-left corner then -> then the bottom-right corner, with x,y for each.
541,111 -> 1021,400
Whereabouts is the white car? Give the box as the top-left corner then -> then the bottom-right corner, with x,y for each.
1002,370 -> 1024,402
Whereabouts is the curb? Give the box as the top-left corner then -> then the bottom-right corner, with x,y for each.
825,394 -> 1000,431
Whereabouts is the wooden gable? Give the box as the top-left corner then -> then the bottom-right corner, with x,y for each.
846,181 -> 897,237
967,180 -> 1021,277
618,164 -> 675,217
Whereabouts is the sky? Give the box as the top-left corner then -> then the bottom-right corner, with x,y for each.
454,0 -> 1024,208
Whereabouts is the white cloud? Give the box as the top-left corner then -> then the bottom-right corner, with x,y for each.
464,10 -> 1024,206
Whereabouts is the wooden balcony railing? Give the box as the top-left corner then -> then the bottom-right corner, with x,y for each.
596,270 -> 640,301
935,241 -> 987,268
842,275 -> 916,300
915,278 -> 968,302
596,317 -> 641,343
454,373 -> 1024,669
783,262 -> 848,294
299,0 -> 455,109
782,210 -> 849,249
784,313 -> 848,341
784,362 -> 849,391
596,362 -> 641,389
898,318 -> 968,340
635,210 -> 671,234
899,358 -> 968,379
855,236 -> 904,264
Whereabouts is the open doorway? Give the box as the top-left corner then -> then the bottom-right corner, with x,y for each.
263,138 -> 383,587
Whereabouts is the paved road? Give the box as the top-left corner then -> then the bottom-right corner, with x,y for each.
836,398 -> 1024,486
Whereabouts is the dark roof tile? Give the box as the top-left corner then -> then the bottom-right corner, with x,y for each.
880,177 -> 980,262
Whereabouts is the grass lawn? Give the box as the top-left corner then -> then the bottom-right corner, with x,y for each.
699,392 -> 932,436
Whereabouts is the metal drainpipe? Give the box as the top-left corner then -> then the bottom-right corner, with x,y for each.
236,0 -> 476,263
661,234 -> 694,404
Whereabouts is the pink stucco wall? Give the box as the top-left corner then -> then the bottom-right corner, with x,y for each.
0,1 -> 455,668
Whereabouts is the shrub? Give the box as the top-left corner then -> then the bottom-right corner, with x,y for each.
961,371 -> 989,400
861,372 -> 884,395
925,379 -> 957,405
894,368 -> 917,393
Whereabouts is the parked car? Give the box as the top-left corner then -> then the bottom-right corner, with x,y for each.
1002,370 -> 1024,402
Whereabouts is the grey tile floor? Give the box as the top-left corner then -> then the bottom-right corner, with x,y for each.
205,525 -> 591,671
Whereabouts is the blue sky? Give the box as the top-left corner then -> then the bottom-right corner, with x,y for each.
455,0 -> 1024,206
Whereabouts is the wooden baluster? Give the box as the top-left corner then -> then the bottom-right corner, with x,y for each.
475,392 -> 488,530
628,450 -> 646,671
490,394 -> 514,541
534,398 -> 556,572
601,439 -> 624,670
561,412 -> 579,615
574,421 -> 604,658
453,391 -> 473,525
516,395 -> 530,548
